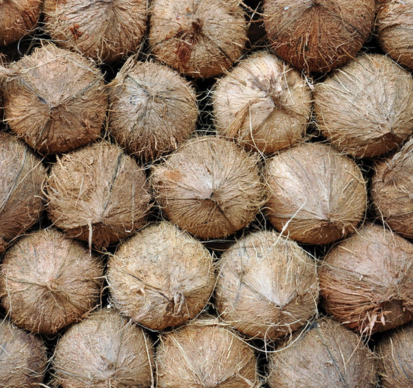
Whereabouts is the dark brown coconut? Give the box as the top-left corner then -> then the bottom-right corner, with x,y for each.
265,143 -> 367,245
319,223 -> 413,335
0,320 -> 47,388
109,60 -> 198,163
52,309 -> 154,388
314,54 -> 413,158
0,228 -> 103,335
149,0 -> 247,78
0,132 -> 46,253
213,51 -> 312,154
156,316 -> 259,388
2,44 -> 107,155
151,136 -> 265,240
216,230 -> 318,340
268,319 -> 377,388
263,0 -> 375,73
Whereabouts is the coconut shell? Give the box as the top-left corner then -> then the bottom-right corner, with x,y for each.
149,0 -> 247,78
107,222 -> 215,331
2,44 -> 107,155
265,142 -> 367,245
213,51 -> 312,154
314,54 -> 413,158
109,60 -> 198,163
268,319 -> 377,388
46,141 -> 151,249
151,136 -> 265,240
319,223 -> 413,335
0,132 -> 46,253
52,308 -> 154,388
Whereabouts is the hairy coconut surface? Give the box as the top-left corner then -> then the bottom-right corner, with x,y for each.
0,132 -> 46,253
149,0 -> 247,78
108,222 -> 215,331
52,309 -> 154,388
0,228 -> 103,335
319,223 -> 413,335
216,230 -> 318,340
268,319 -> 377,388
314,54 -> 413,158
44,0 -> 147,64
109,60 -> 198,163
265,142 -> 367,245
46,141 -> 151,249
213,51 -> 312,154
263,0 -> 375,73
156,316 -> 260,388
151,136 -> 265,240
2,44 -> 107,155
0,319 -> 47,388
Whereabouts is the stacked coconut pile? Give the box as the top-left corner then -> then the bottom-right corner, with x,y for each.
1,0 -> 413,387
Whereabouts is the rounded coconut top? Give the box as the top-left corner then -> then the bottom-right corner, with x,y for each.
263,0 -> 375,73
108,222 -> 215,331
265,142 -> 367,245
46,141 -> 152,249
151,136 -> 265,240
109,60 -> 198,163
216,229 -> 318,340
2,44 -> 107,155
268,319 -> 377,388
213,51 -> 312,154
0,228 -> 103,335
149,0 -> 247,78
314,54 -> 413,158
319,223 -> 413,335
52,308 -> 154,388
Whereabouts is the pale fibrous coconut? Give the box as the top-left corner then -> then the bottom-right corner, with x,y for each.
265,142 -> 367,245
149,0 -> 248,78
216,230 -> 318,340
46,141 -> 152,249
0,228 -> 103,335
263,0 -> 375,73
151,136 -> 265,240
107,222 -> 215,331
314,54 -> 413,158
213,51 -> 312,154
319,223 -> 413,335
109,60 -> 198,163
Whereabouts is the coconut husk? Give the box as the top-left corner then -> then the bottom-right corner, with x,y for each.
52,308 -> 154,388
263,0 -> 375,73
107,222 -> 215,331
108,60 -> 198,163
314,54 -> 413,158
213,51 -> 312,154
268,318 -> 377,388
149,0 -> 247,78
151,136 -> 265,240
216,229 -> 318,340
319,223 -> 413,335
265,142 -> 367,245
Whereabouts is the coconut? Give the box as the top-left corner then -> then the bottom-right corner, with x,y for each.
108,60 -> 198,163
149,0 -> 248,78
265,142 -> 367,245
0,319 -> 47,388
263,0 -> 375,73
314,54 -> 413,158
52,308 -> 154,388
1,44 -> 107,155
268,318 -> 377,388
151,136 -> 265,240
213,51 -> 312,155
0,132 -> 46,253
